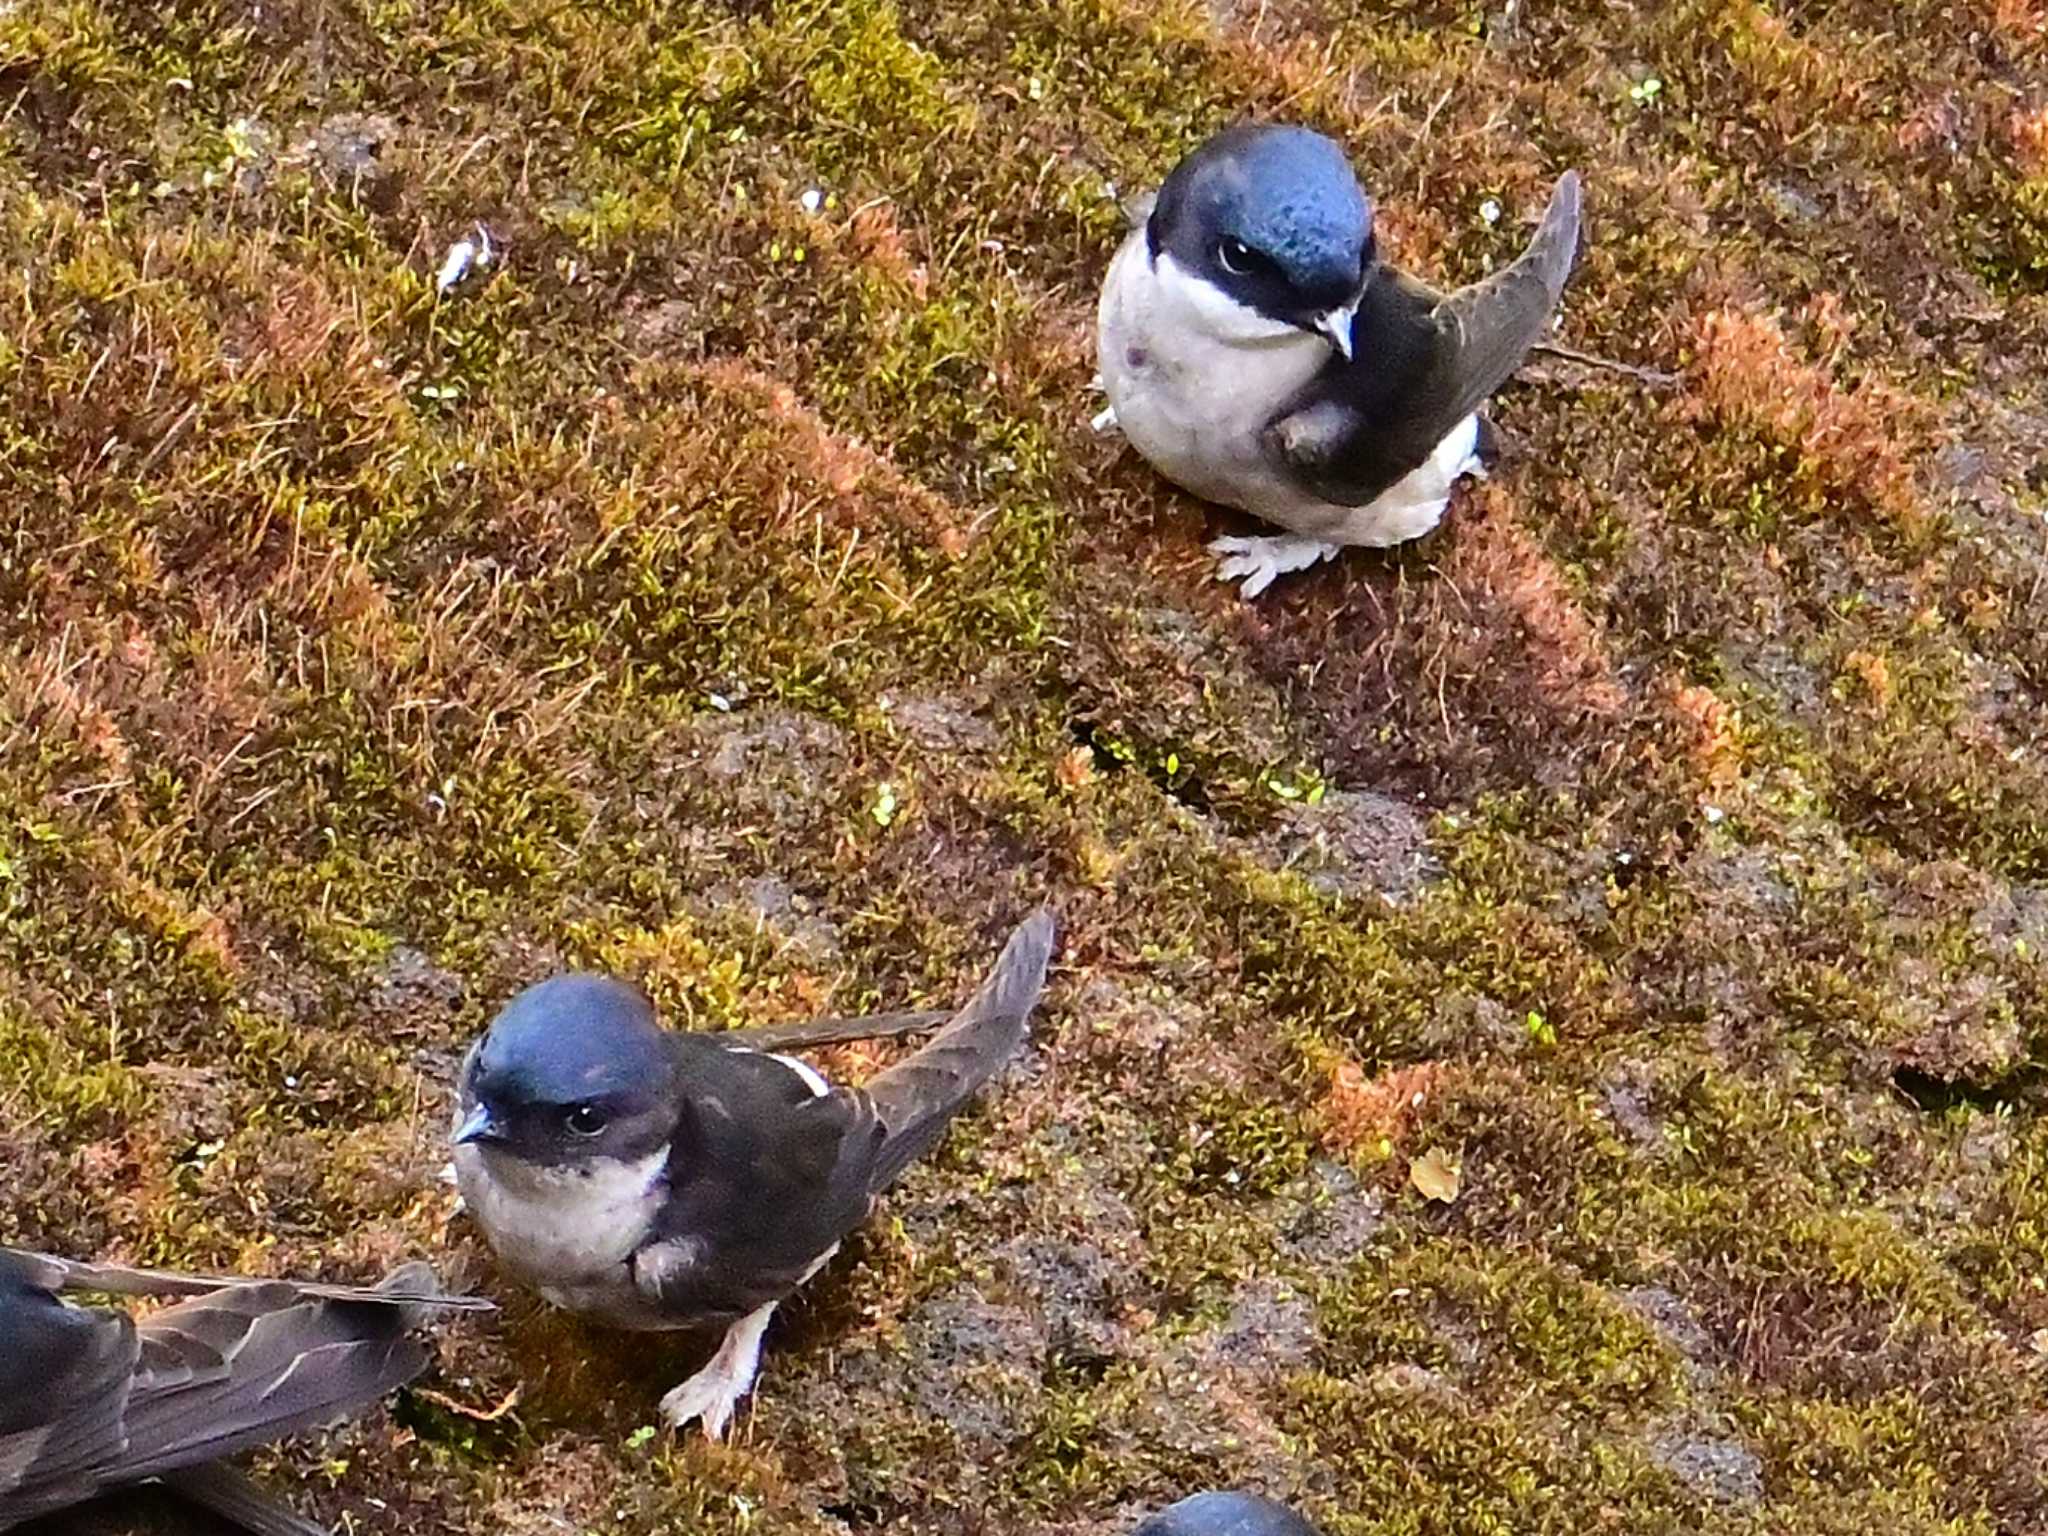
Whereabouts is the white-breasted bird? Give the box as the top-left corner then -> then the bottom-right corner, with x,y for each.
1096,124 -> 1583,597
449,909 -> 1056,1440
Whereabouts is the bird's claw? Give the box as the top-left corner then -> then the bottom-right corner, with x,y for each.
659,1365 -> 747,1441
1207,534 -> 1340,598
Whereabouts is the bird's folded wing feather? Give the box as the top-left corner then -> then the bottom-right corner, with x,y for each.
0,1295 -> 138,1529
860,907 -> 1055,1193
19,1250 -> 492,1311
635,1075 -> 889,1321
1267,170 -> 1582,508
116,1267 -> 437,1479
721,1008 -> 953,1052
0,1258 -> 450,1531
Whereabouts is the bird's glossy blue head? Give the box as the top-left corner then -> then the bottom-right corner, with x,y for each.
1134,1493 -> 1323,1536
1148,124 -> 1374,353
455,974 -> 680,1166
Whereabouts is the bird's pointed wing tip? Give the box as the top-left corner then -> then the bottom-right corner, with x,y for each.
1509,171 -> 1583,301
1018,904 -> 1058,944
18,1246 -> 496,1312
1002,907 -> 1060,975
1544,171 -> 1584,242
364,1287 -> 496,1312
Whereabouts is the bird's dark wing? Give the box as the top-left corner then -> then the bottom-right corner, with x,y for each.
1265,171 -> 1582,507
21,1250 -> 492,1311
859,906 -> 1054,1192
634,909 -> 1055,1321
719,1008 -> 952,1052
114,1266 -> 436,1481
0,1257 -> 453,1533
635,1039 -> 891,1322
0,1254 -> 141,1529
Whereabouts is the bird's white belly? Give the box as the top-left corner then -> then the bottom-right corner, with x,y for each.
454,1143 -> 668,1293
1097,233 -> 1477,549
1098,234 -> 1328,514
1329,414 -> 1481,547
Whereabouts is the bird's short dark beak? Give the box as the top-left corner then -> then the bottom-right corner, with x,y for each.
1311,302 -> 1358,362
453,1103 -> 504,1147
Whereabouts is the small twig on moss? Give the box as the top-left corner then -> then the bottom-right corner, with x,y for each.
1529,341 -> 1681,389
136,400 -> 201,475
412,1384 -> 522,1421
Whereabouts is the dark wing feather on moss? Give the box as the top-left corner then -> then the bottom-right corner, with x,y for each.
0,1252 -> 463,1533
20,1251 -> 491,1310
860,906 -> 1053,1192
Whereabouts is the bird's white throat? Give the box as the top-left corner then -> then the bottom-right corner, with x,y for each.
1096,236 -> 1333,513
1154,249 -> 1316,348
454,1142 -> 669,1284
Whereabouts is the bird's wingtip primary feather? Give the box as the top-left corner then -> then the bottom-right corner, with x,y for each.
7,1247 -> 495,1313
976,906 -> 1058,1027
1006,904 -> 1059,973
1552,170 -> 1583,229
857,906 -> 1058,1191
365,1259 -> 495,1324
1535,170 -> 1584,280
919,904 -> 1056,1047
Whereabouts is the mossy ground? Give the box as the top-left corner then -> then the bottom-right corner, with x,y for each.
4,0 -> 2048,1533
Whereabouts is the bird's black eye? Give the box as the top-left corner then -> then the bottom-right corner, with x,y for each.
565,1103 -> 609,1137
1216,237 -> 1259,276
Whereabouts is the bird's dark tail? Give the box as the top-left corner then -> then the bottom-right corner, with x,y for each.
161,1464 -> 334,1536
114,1261 -> 446,1483
861,907 -> 1056,1192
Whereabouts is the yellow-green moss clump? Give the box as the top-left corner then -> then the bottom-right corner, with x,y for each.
2,0 -> 2045,1533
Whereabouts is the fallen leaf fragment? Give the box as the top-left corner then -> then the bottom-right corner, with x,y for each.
1411,1147 -> 1462,1203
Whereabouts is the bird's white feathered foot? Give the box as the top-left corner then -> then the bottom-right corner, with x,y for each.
1088,373 -> 1120,435
1208,534 -> 1341,598
658,1241 -> 839,1440
660,1301 -> 777,1440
